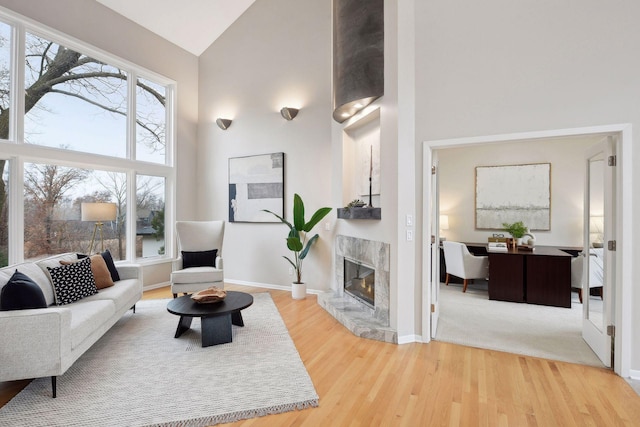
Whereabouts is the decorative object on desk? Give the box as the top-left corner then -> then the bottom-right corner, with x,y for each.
488,233 -> 508,243
475,163 -> 551,230
263,194 -> 332,299
488,242 -> 508,252
228,152 -> 284,223
191,287 -> 227,304
522,232 -> 536,247
502,221 -> 528,246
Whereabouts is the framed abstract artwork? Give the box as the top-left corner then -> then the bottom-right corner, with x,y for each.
475,163 -> 551,231
228,152 -> 284,223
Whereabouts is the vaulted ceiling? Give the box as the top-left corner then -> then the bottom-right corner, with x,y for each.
95,0 -> 257,56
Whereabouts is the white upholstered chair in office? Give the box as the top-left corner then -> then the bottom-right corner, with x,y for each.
570,251 -> 604,303
170,221 -> 225,298
442,241 -> 489,293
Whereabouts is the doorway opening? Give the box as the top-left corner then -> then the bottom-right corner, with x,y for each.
422,124 -> 632,376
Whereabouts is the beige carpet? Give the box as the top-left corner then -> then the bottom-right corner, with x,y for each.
435,281 -> 604,367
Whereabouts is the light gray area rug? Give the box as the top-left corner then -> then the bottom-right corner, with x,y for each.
436,282 -> 604,367
0,293 -> 318,427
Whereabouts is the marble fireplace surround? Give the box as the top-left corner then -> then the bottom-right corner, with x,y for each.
317,235 -> 397,344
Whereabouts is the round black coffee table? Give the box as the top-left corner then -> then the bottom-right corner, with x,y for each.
167,291 -> 253,347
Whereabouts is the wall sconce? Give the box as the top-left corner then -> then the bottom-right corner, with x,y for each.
216,118 -> 232,130
280,107 -> 299,121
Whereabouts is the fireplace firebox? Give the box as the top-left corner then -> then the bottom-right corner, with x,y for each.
344,257 -> 375,309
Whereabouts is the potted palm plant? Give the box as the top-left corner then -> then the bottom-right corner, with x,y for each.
263,194 -> 332,299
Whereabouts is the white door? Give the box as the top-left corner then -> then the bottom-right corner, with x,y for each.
583,137 -> 616,367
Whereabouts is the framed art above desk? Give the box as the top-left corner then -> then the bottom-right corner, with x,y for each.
475,163 -> 551,230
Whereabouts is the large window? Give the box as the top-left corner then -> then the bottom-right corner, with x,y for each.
23,164 -> 129,260
136,175 -> 165,257
136,77 -> 166,164
0,13 -> 174,266
24,32 -> 128,156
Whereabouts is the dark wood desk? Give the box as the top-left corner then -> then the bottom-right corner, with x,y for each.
487,246 -> 572,308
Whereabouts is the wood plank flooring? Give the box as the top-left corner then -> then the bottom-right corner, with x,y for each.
2,283 -> 640,426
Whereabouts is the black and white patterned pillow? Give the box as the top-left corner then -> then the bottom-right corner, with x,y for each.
47,257 -> 98,305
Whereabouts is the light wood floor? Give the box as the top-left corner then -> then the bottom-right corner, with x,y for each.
2,283 -> 640,426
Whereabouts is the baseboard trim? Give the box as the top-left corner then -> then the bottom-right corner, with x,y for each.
629,369 -> 640,380
224,278 -> 324,295
143,281 -> 170,291
398,334 -> 421,345
143,279 -> 326,295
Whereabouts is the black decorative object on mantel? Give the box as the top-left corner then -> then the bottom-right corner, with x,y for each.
337,207 -> 381,220
368,145 -> 373,208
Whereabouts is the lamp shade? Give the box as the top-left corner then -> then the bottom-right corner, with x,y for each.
439,215 -> 450,230
81,202 -> 117,222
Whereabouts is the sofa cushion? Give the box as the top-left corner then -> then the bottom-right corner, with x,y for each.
78,250 -> 120,282
37,252 -> 82,297
171,266 -> 223,284
61,255 -> 114,290
82,278 -> 141,313
68,299 -> 115,350
182,249 -> 218,269
0,270 -> 47,311
47,258 -> 98,305
0,262 -> 56,306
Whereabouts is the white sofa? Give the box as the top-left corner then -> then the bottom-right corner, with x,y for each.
0,252 -> 143,397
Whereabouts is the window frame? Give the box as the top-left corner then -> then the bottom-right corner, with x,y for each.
0,7 -> 176,266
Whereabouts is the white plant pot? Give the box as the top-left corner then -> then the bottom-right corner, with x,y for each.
292,282 -> 307,300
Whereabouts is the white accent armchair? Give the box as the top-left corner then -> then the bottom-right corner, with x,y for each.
442,241 -> 489,292
170,221 -> 225,298
570,250 -> 604,303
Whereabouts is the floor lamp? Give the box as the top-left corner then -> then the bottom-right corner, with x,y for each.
81,202 -> 117,254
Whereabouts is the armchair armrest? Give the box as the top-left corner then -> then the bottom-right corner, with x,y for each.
172,257 -> 183,271
216,256 -> 223,270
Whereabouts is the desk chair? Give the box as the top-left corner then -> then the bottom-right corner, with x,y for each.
570,252 -> 604,303
170,221 -> 225,298
442,241 -> 489,293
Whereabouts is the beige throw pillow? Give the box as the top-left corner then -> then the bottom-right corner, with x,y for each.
60,254 -> 115,290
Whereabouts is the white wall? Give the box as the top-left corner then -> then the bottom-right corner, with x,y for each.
414,0 -> 640,374
439,136 -> 602,247
197,0 -> 333,290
